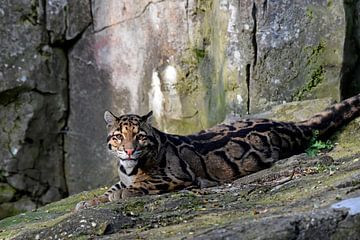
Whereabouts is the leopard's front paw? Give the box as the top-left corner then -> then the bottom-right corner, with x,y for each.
75,200 -> 93,211
121,188 -> 144,198
74,196 -> 109,211
107,188 -> 143,201
108,189 -> 123,202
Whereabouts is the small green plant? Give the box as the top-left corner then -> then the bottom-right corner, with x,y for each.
193,48 -> 206,62
314,162 -> 335,173
306,130 -> 334,157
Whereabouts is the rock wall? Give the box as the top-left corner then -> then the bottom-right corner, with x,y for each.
65,0 -> 360,194
1,0 -> 360,218
0,0 -> 91,218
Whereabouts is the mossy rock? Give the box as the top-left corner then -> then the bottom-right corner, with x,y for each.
1,99 -> 360,239
0,183 -> 16,203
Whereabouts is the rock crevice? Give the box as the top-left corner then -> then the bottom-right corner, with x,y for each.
93,0 -> 167,34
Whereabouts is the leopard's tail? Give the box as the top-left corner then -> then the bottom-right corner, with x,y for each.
299,93 -> 360,138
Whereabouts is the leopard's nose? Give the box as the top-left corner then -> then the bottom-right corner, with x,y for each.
125,148 -> 134,156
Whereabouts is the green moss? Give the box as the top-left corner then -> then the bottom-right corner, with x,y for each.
318,167 -> 360,190
314,162 -> 336,173
0,188 -> 105,239
294,41 -> 327,100
307,41 -> 326,62
176,48 -> 203,96
1,142 -> 360,239
121,199 -> 146,215
175,74 -> 199,96
306,7 -> 314,20
0,184 -> 16,203
195,0 -> 213,14
0,171 -> 6,182
327,0 -> 333,8
0,211 -> 73,239
0,204 -> 22,221
164,0 -> 233,134
1,108 -> 360,239
329,118 -> 360,159
127,210 -> 250,239
194,48 -> 206,62
225,79 -> 239,92
19,0 -> 39,25
169,192 -> 202,211
173,213 -> 238,236
252,154 -> 360,211
72,236 -> 89,240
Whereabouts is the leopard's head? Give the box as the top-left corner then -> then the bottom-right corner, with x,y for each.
104,111 -> 157,165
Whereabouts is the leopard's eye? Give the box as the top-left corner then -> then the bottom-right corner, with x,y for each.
136,134 -> 147,140
113,134 -> 123,141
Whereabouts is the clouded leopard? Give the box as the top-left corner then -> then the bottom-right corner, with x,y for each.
75,94 -> 360,210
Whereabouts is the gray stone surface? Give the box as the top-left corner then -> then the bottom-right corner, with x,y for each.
66,0 -> 92,39
0,0 -> 67,205
46,0 -> 67,43
253,1 -> 346,112
0,0 -> 43,93
1,0 -> 360,221
219,0 -> 347,113
64,0 -> 359,194
65,0 -> 190,194
0,0 -> 89,218
46,0 -> 92,42
0,196 -> 37,220
342,0 -> 360,98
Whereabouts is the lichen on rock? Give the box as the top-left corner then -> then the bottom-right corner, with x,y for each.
1,98 -> 360,239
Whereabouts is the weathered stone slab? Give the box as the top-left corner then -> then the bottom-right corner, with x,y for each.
66,0 -> 92,39
222,0 -> 347,113
0,0 -> 68,215
66,0 -> 190,194
0,0 -> 43,92
1,0 -> 360,223
64,0 -> 358,195
46,0 -> 92,42
1,122 -> 360,239
46,0 -> 67,43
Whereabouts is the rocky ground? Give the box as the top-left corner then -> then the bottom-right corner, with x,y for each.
1,100 -> 360,240
2,0 -> 360,215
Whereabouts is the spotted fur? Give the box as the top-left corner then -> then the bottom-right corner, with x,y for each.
75,94 -> 360,210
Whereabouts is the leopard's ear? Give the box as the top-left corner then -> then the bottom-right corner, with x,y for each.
141,111 -> 153,124
104,111 -> 117,127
